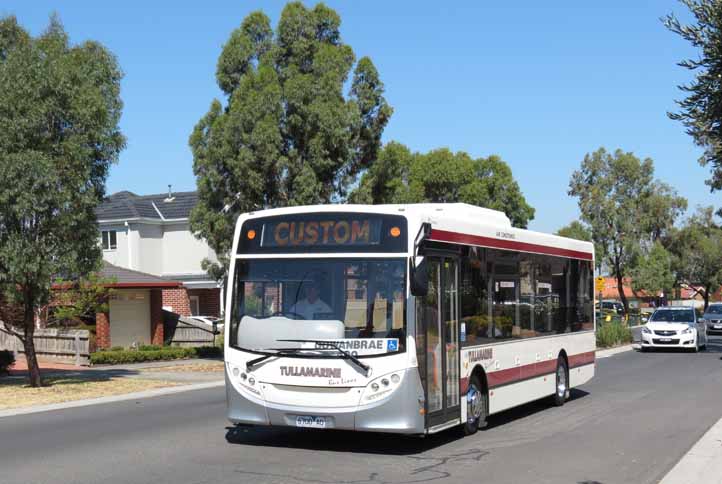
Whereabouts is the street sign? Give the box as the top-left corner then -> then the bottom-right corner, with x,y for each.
595,277 -> 605,293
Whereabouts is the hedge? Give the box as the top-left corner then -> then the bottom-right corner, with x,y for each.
0,350 -> 15,375
596,321 -> 633,348
90,346 -> 222,365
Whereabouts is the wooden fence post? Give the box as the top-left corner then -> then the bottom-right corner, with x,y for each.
74,333 -> 81,367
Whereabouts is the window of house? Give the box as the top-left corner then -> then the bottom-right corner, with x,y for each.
189,295 -> 200,316
102,230 -> 117,251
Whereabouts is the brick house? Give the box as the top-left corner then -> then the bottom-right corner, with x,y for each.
95,189 -> 222,324
94,261 -> 182,349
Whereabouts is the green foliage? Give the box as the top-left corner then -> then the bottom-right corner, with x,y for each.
90,346 -> 222,365
190,2 -> 391,279
596,321 -> 633,348
667,206 -> 722,309
556,221 -> 592,241
630,242 -> 675,299
350,145 -> 535,228
137,344 -> 162,352
568,148 -> 687,311
0,350 -> 15,375
664,1 -> 722,192
50,274 -> 116,326
0,15 -> 125,386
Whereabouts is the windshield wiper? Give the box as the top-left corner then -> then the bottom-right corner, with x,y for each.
246,348 -> 305,371
245,346 -> 338,371
278,339 -> 371,375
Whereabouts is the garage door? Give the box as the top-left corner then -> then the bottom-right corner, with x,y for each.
109,290 -> 151,348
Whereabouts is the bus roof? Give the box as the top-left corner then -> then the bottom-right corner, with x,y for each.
236,203 -> 594,261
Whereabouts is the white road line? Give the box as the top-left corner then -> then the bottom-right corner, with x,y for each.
0,380 -> 224,419
660,414 -> 722,484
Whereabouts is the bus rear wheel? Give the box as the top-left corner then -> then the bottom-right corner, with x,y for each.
552,357 -> 569,407
463,375 -> 488,435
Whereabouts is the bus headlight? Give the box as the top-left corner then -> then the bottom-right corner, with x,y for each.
362,372 -> 404,402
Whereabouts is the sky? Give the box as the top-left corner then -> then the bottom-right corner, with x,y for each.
1,1 -> 717,233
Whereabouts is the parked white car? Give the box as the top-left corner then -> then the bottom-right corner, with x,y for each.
640,307 -> 707,352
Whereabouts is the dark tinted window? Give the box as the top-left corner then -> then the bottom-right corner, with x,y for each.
459,247 -> 593,345
460,247 -> 491,347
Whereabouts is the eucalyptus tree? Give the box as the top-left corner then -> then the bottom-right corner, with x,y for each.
664,0 -> 722,193
350,144 -> 535,228
190,3 -> 392,280
0,16 -> 124,386
568,148 -> 687,313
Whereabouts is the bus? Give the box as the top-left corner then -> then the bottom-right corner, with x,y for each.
224,203 -> 595,436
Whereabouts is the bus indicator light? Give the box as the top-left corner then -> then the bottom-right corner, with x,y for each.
247,229 -> 256,240
390,226 -> 401,237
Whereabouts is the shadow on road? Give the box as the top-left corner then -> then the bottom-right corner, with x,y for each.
484,388 -> 589,431
225,389 -> 590,454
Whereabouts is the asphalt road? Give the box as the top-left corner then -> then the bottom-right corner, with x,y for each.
2,337 -> 722,484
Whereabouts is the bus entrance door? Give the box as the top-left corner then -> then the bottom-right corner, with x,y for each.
419,256 -> 461,430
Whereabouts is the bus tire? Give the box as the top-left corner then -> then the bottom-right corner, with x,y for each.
552,357 -> 569,407
463,375 -> 488,435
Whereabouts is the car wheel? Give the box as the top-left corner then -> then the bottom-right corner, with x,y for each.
463,376 -> 488,435
552,357 -> 569,407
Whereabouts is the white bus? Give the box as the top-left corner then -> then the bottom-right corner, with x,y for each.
224,203 -> 595,435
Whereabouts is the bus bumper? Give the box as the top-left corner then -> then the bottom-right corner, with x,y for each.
226,369 -> 426,434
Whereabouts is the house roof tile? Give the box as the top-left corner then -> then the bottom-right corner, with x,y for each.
96,190 -> 199,221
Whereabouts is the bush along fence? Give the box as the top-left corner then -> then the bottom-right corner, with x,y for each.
90,345 -> 222,365
0,322 -> 90,366
596,320 -> 633,349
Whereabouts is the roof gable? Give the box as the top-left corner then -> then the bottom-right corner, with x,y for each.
96,190 -> 198,221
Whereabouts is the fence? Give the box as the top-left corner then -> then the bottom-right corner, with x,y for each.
0,322 -> 90,366
163,312 -> 218,347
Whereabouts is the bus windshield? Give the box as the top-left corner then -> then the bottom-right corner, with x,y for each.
230,258 -> 406,356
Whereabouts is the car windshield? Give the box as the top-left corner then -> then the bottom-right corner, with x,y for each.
705,305 -> 722,315
649,309 -> 695,323
230,258 -> 406,356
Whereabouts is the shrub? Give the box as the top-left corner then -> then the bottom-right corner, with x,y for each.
596,321 -> 633,348
138,344 -> 162,352
0,350 -> 15,375
90,346 -> 222,365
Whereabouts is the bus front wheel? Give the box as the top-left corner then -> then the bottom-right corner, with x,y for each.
552,357 -> 569,407
463,375 -> 488,435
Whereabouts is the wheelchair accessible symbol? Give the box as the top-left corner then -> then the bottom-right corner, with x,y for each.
387,339 -> 398,351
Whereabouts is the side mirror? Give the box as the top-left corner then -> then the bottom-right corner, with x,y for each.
410,257 -> 428,297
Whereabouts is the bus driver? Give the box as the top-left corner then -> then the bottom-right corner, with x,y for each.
290,280 -> 333,320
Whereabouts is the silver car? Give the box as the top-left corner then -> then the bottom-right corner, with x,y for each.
702,304 -> 722,335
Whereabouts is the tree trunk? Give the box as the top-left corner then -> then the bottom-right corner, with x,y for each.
615,271 -> 629,315
23,297 -> 42,387
704,286 -> 711,312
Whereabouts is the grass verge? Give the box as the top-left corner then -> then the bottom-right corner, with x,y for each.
0,375 -> 180,410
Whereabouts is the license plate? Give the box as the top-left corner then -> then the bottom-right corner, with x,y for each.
660,338 -> 672,342
714,324 -> 722,329
295,416 -> 327,428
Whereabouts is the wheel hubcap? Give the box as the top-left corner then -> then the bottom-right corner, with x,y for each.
467,385 -> 483,423
557,366 -> 566,397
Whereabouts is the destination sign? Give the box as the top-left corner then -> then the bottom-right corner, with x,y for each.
262,219 -> 382,248
237,212 -> 408,254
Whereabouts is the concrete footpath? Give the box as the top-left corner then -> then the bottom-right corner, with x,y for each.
660,414 -> 722,484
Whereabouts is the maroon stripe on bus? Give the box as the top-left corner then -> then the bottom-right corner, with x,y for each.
429,229 -> 594,261
460,351 -> 596,392
568,351 -> 596,369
